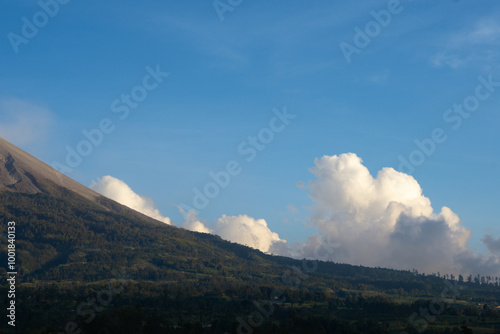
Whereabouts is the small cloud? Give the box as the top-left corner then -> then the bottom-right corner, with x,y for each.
365,70 -> 391,85
177,207 -> 212,233
296,181 -> 305,189
482,235 -> 500,254
0,98 -> 53,145
90,176 -> 171,225
431,52 -> 468,69
352,70 -> 390,85
176,208 -> 289,255
452,19 -> 500,46
214,215 -> 288,254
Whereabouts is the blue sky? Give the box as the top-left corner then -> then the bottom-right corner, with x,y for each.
1,0 -> 500,272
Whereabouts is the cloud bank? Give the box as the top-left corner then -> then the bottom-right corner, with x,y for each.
299,153 -> 500,275
89,157 -> 500,276
90,175 -> 171,225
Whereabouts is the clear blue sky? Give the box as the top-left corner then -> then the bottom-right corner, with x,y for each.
1,0 -> 499,262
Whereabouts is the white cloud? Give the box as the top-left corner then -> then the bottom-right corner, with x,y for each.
178,207 -> 212,233
0,98 -> 53,145
301,153 -> 500,275
90,175 -> 171,225
87,159 -> 500,275
90,176 -> 287,253
213,215 -> 287,254
178,208 -> 288,255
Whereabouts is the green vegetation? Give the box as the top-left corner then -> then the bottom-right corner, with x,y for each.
1,185 -> 500,333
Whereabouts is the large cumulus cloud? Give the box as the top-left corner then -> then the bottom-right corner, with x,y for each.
301,153 -> 500,275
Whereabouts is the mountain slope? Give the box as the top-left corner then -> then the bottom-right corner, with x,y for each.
0,137 -> 294,283
1,136 -> 499,288
0,137 -> 453,287
0,136 -> 98,200
0,136 -> 171,227
2,137 -> 500,334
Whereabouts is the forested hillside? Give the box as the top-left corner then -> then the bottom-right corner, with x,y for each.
2,187 -> 500,333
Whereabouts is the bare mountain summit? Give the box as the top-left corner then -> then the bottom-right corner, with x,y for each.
0,136 -> 99,200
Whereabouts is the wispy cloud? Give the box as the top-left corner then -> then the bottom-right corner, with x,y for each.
431,17 -> 500,69
431,52 -> 469,69
286,204 -> 299,214
353,69 -> 391,85
0,98 -> 53,146
450,19 -> 500,47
